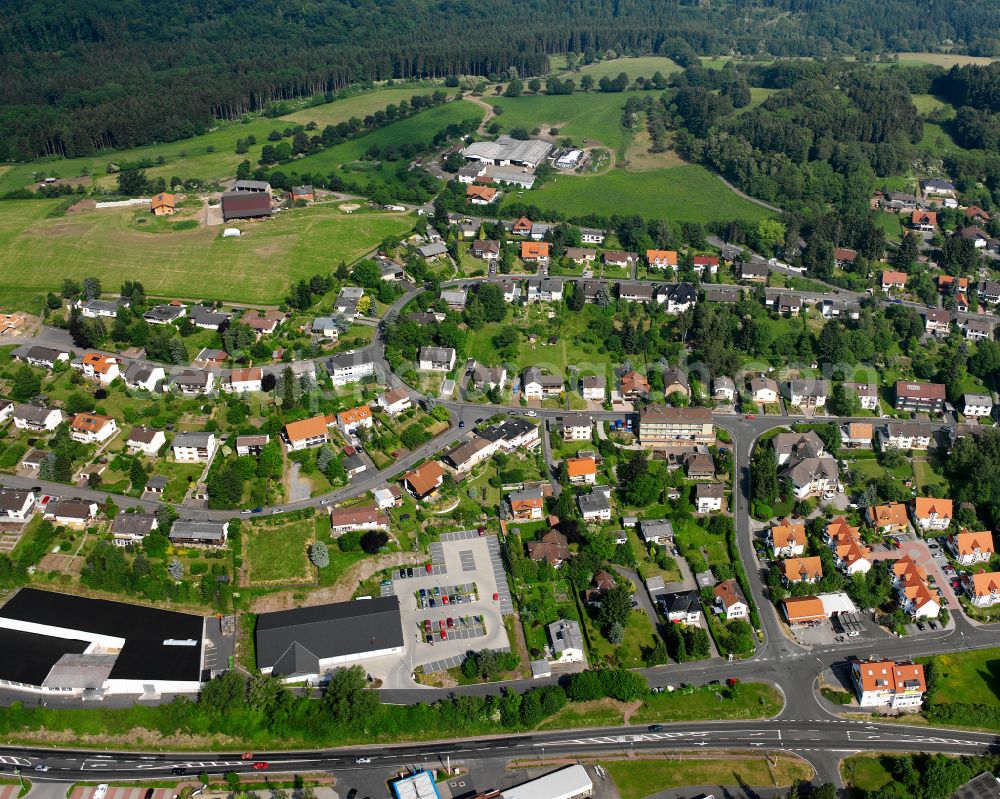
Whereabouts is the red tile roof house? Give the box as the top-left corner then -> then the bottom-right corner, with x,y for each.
328,505 -> 389,535
946,529 -> 994,566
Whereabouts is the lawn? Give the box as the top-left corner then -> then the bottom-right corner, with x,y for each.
283,85 -> 458,127
604,755 -> 811,799
896,52 -> 1000,67
245,517 -> 316,584
630,682 -> 784,723
152,461 -> 204,504
841,755 -> 894,792
582,605 -> 659,669
573,56 -> 683,83
504,164 -> 773,223
0,83 -> 456,193
918,648 -> 1000,707
0,200 -> 412,308
286,101 -> 484,185
486,92 -> 634,150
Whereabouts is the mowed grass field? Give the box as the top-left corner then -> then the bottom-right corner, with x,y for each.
919,648 -> 1000,706
570,55 -> 682,81
246,518 -> 315,584
0,200 -> 413,305
896,51 -> 1000,67
603,755 -> 812,799
288,100 -> 483,183
486,92 -> 633,149
505,163 -> 773,222
0,83 -> 456,194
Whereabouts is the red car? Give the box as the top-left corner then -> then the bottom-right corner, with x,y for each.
425,563 -> 433,573
745,414 -> 756,420
424,620 -> 431,632
442,595 -> 449,605
726,678 -> 739,688
477,527 -> 485,536
439,619 -> 446,630
241,752 -> 253,760
493,592 -> 499,601
447,617 -> 454,628
441,630 -> 448,640
252,762 -> 269,770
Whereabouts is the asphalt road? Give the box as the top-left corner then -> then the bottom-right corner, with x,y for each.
4,718 -> 999,787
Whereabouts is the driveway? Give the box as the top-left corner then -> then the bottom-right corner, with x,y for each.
393,534 -> 511,673
869,538 -> 960,610
612,564 -> 662,635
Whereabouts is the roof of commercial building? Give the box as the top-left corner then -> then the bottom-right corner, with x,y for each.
462,136 -> 552,165
256,596 -> 404,675
0,588 -> 203,682
783,596 -> 826,622
0,626 -> 89,686
500,766 -> 592,799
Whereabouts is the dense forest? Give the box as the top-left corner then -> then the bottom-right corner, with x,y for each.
3,0 -> 1000,160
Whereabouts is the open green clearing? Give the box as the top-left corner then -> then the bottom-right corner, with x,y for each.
0,83 -> 456,193
918,648 -> 1000,707
0,200 -> 411,307
896,52 -> 1000,67
287,100 -> 484,184
603,756 -> 812,799
506,164 -> 773,222
571,56 -> 682,82
486,93 -> 633,150
841,755 -> 894,792
630,682 -> 783,723
536,682 -> 782,731
283,86 -> 457,127
246,518 -> 315,584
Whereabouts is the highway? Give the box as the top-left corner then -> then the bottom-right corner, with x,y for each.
2,718 -> 999,789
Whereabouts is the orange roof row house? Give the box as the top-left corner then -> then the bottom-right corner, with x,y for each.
894,554 -> 939,616
950,529 -> 995,561
868,501 -> 908,530
566,456 -> 597,479
771,518 -> 806,551
826,516 -> 871,573
520,241 -> 550,260
881,270 -> 908,289
854,659 -> 926,694
646,249 -> 678,267
337,404 -> 372,428
284,414 -> 336,446
150,192 -> 176,215
781,556 -> 823,583
466,185 -> 498,204
403,460 -> 445,498
912,496 -> 953,522
783,596 -> 826,624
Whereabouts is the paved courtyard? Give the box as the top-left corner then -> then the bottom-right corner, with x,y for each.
392,532 -> 512,673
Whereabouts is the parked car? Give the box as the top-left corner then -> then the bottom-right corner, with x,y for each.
94,786 -> 109,799
447,617 -> 454,628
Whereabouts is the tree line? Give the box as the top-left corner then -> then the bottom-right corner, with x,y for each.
3,0 -> 1000,159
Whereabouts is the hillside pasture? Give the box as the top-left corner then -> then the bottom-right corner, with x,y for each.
504,163 -> 773,222
0,200 -> 412,307
486,92 -> 633,151
571,56 -> 682,82
896,52 -> 1000,67
286,100 -> 483,186
0,84 -> 457,194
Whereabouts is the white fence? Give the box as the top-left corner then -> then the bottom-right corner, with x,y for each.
95,198 -> 152,209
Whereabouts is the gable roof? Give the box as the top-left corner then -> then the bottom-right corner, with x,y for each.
870,502 -> 908,527
783,596 -> 826,622
403,461 -> 445,496
913,496 -> 953,519
952,530 -> 994,557
284,414 -> 333,443
566,456 -> 597,477
782,556 -> 824,582
771,519 -> 806,549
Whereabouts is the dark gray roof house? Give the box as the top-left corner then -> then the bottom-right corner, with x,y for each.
255,596 -> 404,680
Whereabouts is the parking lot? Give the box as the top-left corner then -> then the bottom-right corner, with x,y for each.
392,531 -> 511,673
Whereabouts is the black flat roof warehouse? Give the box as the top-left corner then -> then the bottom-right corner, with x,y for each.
256,595 -> 404,675
0,588 -> 204,682
0,627 -> 88,686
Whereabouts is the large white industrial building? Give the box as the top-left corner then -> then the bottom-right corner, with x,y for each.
461,136 -> 552,169
0,588 -> 207,696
